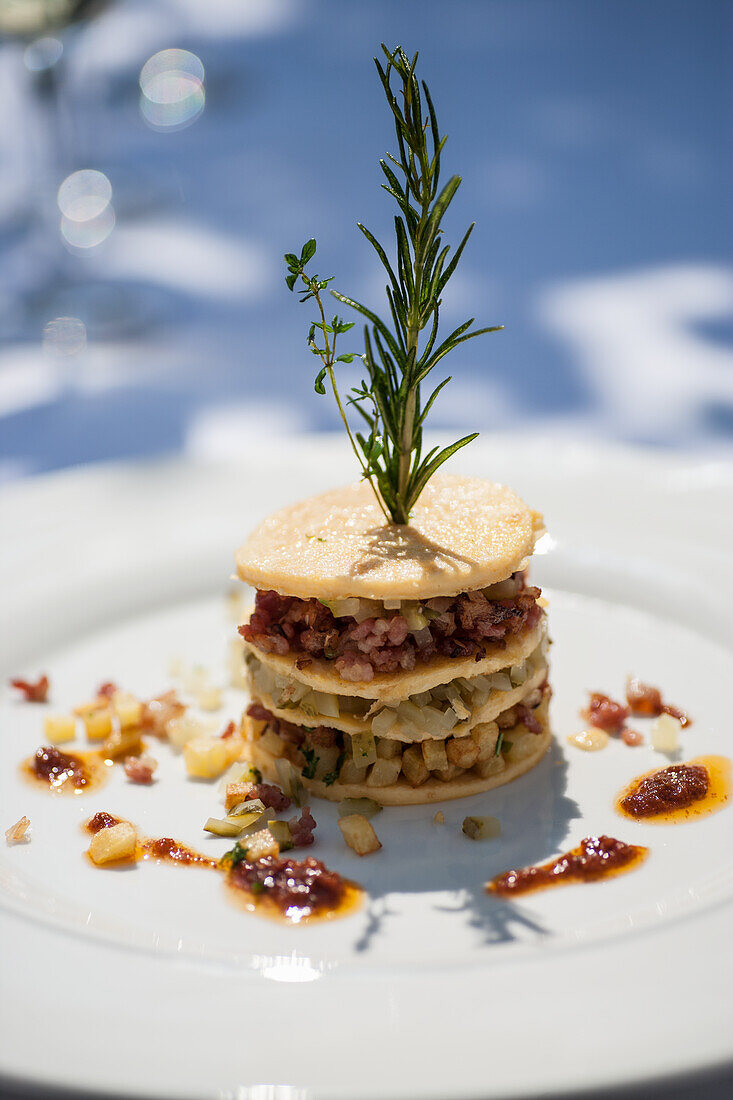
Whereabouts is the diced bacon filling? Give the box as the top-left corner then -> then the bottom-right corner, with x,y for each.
248,782 -> 291,812
239,577 -> 541,681
9,675 -> 49,703
584,692 -> 629,734
289,806 -> 317,847
246,703 -> 333,749
124,755 -> 158,784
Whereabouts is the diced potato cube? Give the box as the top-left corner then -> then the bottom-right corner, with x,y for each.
446,736 -> 479,769
338,757 -> 368,785
422,738 -> 448,772
474,754 -> 506,779
471,721 -> 499,761
111,692 -> 142,730
73,699 -> 103,717
167,715 -> 206,749
366,756 -> 402,787
225,781 -> 254,811
257,728 -> 287,759
83,708 -> 113,741
402,744 -> 429,787
102,728 -> 143,761
376,738 -> 402,760
508,732 -> 542,762
196,687 -> 223,712
44,714 -> 76,744
338,814 -> 382,856
88,822 -> 137,864
311,743 -> 341,782
219,761 -> 261,794
243,828 -> 279,861
350,731 -> 377,768
650,713 -> 682,754
184,736 -> 236,779
433,763 -> 463,782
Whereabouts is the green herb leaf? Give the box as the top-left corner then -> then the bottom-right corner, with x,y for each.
301,745 -> 318,780
323,750 -> 346,787
314,366 -> 328,395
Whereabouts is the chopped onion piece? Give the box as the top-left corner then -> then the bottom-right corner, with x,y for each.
489,672 -> 512,692
462,815 -> 501,840
310,690 -> 340,719
227,798 -> 266,819
204,817 -> 243,837
382,598 -> 401,610
266,820 -> 294,849
274,757 -> 305,806
372,708 -> 398,737
351,730 -> 377,767
402,603 -> 429,632
510,662 -> 527,686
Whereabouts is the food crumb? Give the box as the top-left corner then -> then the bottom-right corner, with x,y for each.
5,816 -> 30,844
433,811 -> 445,825
622,728 -> 644,747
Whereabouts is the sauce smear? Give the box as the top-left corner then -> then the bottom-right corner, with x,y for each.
142,837 -> 217,869
24,746 -> 109,794
616,755 -> 730,824
225,855 -> 361,924
487,835 -> 647,898
83,814 -> 357,921
84,814 -> 217,869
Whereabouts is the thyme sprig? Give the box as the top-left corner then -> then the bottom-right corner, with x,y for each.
285,44 -> 502,525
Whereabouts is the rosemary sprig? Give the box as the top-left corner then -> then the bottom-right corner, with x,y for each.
285,44 -> 502,525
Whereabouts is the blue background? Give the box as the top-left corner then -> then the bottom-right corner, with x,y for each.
0,0 -> 731,478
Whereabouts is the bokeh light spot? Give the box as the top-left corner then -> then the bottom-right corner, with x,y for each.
60,206 -> 115,249
43,316 -> 87,356
24,37 -> 63,72
139,49 -> 205,130
57,169 -> 112,222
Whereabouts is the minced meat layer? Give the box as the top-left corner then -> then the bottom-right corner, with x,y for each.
239,575 -> 541,683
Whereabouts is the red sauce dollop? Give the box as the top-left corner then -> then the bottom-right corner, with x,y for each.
620,763 -> 708,818
86,811 -> 121,833
626,678 -> 691,727
488,835 -> 647,897
228,854 -> 348,919
32,746 -> 90,789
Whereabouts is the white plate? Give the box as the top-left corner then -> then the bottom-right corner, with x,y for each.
1,435 -> 732,1100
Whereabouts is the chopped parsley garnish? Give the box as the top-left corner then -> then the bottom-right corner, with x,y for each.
219,841 -> 249,871
301,745 -> 318,780
323,751 -> 346,786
